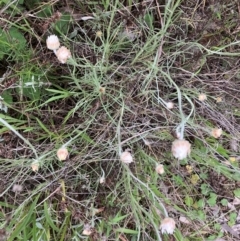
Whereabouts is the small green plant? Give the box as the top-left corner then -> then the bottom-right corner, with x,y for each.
233,188 -> 240,198
0,0 -> 240,240
0,26 -> 26,60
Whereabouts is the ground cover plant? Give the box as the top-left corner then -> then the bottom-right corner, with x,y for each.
0,0 -> 240,240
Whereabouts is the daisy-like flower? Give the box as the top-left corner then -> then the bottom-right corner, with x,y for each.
55,46 -> 71,63
46,35 -> 60,50
211,128 -> 222,138
166,102 -> 174,109
155,164 -> 164,174
198,93 -> 207,102
120,151 -> 133,164
171,139 -> 191,160
160,217 -> 176,234
57,147 -> 69,161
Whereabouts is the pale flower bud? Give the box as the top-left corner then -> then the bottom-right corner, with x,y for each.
211,128 -> 222,138
55,46 -> 71,63
82,229 -> 92,236
186,165 -> 193,174
46,35 -> 60,50
229,157 -> 236,163
176,131 -> 181,139
198,93 -> 207,102
166,102 -> 174,109
57,147 -> 69,161
31,161 -> 39,172
120,151 -> 133,164
160,217 -> 176,234
99,176 -> 105,184
12,184 -> 23,193
96,30 -> 103,37
171,139 -> 191,160
82,224 -> 92,236
216,97 -> 222,103
155,164 -> 164,174
99,86 -> 106,94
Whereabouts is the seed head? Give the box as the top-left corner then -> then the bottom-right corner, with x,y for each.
171,139 -> 191,160
46,35 -> 60,50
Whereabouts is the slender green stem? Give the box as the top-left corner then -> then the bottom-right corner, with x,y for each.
0,117 -> 38,159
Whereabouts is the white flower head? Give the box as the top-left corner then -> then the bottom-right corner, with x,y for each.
46,35 -> 60,50
155,164 -> 164,174
55,46 -> 71,63
166,102 -> 174,109
57,147 -> 69,161
160,217 -> 176,234
211,128 -> 222,138
120,151 -> 133,164
171,139 -> 191,160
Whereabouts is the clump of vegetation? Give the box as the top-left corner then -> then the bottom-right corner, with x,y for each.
0,0 -> 240,240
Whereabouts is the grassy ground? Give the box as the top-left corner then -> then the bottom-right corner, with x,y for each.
0,0 -> 240,240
